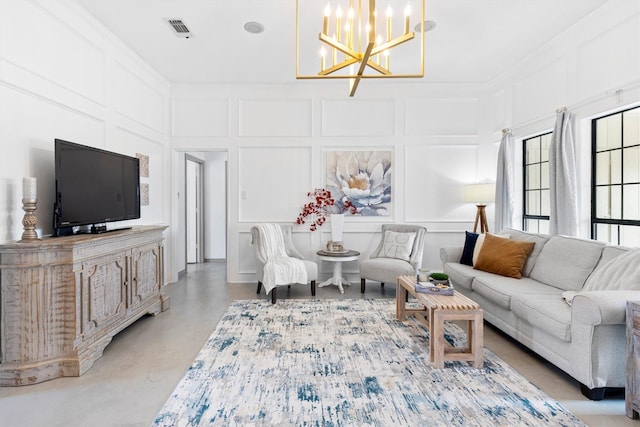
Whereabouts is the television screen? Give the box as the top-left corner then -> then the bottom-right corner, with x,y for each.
54,139 -> 140,235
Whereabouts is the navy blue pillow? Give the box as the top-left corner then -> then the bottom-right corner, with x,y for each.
460,231 -> 479,266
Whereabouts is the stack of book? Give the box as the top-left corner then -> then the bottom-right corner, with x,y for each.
415,279 -> 454,296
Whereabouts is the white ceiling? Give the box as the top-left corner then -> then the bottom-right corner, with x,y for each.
74,0 -> 608,85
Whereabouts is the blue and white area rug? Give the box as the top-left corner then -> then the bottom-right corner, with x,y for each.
153,299 -> 585,426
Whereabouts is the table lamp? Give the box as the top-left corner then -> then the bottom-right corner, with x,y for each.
463,183 -> 495,233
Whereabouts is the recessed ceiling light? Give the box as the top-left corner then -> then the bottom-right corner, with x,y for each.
414,20 -> 436,33
244,21 -> 265,34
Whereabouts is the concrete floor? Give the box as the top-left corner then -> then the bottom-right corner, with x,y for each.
0,261 -> 635,426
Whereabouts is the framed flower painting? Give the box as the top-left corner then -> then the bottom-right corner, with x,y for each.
325,150 -> 392,217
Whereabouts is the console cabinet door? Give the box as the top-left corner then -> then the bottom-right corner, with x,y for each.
80,253 -> 128,341
129,243 -> 162,310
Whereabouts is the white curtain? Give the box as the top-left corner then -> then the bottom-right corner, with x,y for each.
494,130 -> 514,232
549,109 -> 579,236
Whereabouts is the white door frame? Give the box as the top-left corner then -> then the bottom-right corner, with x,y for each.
185,155 -> 204,264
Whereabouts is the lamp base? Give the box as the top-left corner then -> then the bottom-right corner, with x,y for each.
472,204 -> 489,234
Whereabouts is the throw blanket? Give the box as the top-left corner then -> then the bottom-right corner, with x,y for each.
563,248 -> 640,305
256,224 -> 307,295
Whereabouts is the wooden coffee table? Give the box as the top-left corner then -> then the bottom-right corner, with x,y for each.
396,275 -> 484,369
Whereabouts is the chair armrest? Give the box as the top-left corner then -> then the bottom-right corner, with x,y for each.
572,290 -> 640,326
440,247 -> 463,265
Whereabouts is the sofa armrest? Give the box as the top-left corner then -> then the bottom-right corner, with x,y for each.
440,247 -> 463,265
572,290 -> 640,326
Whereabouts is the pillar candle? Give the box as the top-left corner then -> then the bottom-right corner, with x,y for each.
23,177 -> 37,200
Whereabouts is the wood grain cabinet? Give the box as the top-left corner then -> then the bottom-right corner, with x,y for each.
0,226 -> 169,386
627,300 -> 640,419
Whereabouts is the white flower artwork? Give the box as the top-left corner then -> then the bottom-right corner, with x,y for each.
326,150 -> 392,217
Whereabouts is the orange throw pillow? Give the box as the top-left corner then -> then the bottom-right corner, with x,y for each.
474,233 -> 535,279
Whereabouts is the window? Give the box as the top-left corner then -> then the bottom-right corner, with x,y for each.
523,132 -> 551,233
592,106 -> 640,245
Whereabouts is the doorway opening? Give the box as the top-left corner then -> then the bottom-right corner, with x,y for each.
182,151 -> 228,269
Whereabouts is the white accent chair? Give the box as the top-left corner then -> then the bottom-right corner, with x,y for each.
251,224 -> 318,303
359,224 -> 427,293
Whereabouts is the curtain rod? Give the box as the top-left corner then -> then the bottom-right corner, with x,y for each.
556,106 -> 567,113
502,128 -> 511,135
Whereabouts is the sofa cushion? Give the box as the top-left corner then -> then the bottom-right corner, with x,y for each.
529,235 -> 605,291
460,231 -> 479,266
474,234 -> 535,279
562,249 -> 640,305
443,262 -> 478,290
597,245 -> 629,268
511,294 -> 572,342
498,228 -> 550,277
471,275 -> 562,310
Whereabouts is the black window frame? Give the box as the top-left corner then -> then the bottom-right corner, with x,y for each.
522,132 -> 552,233
591,105 -> 640,244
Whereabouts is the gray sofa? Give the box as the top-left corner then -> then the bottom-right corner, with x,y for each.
440,228 -> 640,400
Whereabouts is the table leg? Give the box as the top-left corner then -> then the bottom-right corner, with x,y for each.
431,309 -> 444,368
471,310 -> 484,369
396,279 -> 407,321
317,260 -> 349,293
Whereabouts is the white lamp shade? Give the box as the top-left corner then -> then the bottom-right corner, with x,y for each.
463,183 -> 495,204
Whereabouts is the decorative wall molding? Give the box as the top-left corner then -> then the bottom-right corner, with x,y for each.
404,98 -> 480,136
321,99 -> 395,136
239,99 -> 312,137
113,62 -> 164,133
171,98 -> 230,137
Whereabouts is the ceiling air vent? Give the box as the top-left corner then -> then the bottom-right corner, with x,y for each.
165,18 -> 192,38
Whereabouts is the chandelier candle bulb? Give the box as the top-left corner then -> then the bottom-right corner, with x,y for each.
404,4 -> 411,34
323,4 -> 330,35
23,177 -> 36,200
386,5 -> 392,41
320,47 -> 326,70
336,6 -> 342,43
358,0 -> 362,50
373,8 -> 377,40
384,50 -> 389,69
348,8 -> 354,48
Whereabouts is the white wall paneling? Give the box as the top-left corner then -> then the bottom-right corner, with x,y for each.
322,99 -> 395,137
492,89 -> 507,133
112,127 -> 166,226
172,98 -> 229,137
404,144 -> 480,223
238,146 -> 313,222
513,59 -> 568,124
0,0 -> 105,105
113,62 -> 165,133
404,99 -> 480,136
239,99 -> 312,137
576,13 -> 640,99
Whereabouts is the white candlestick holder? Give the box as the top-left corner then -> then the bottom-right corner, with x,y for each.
19,198 -> 40,242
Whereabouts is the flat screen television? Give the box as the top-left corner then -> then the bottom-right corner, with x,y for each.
53,139 -> 140,236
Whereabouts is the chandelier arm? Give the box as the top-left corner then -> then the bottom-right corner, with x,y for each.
319,33 -> 359,60
364,61 -> 391,76
370,32 -> 415,56
319,58 -> 359,76
349,41 -> 375,97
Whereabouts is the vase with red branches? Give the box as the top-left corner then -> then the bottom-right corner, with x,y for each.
295,188 -> 356,232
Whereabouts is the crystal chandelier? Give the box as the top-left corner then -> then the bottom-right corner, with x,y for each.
296,0 -> 425,96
